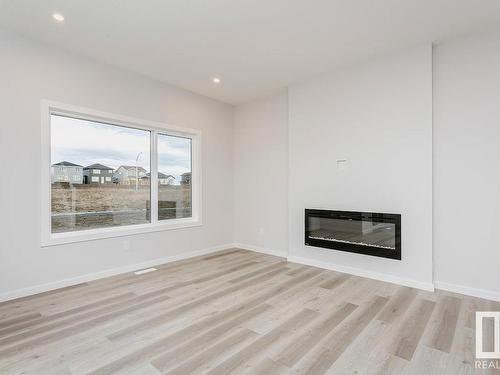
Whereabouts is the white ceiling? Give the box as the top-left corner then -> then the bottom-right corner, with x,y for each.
1,0 -> 500,104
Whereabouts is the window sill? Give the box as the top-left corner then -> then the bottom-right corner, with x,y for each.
41,218 -> 202,247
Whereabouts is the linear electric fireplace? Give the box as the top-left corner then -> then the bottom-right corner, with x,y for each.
305,209 -> 401,260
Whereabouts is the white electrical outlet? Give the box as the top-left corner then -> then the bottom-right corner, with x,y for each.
336,159 -> 348,170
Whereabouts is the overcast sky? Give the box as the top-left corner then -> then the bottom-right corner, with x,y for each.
51,115 -> 191,179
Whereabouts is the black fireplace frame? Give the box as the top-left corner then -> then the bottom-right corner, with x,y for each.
305,209 -> 401,260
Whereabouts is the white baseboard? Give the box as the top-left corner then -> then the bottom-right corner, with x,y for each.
434,281 -> 500,302
232,243 -> 287,258
239,245 -> 500,301
287,255 -> 435,292
232,245 -> 434,292
0,244 -> 234,303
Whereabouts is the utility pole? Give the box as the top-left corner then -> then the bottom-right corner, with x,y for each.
135,152 -> 142,191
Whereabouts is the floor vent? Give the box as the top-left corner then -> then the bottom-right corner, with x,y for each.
134,267 -> 158,275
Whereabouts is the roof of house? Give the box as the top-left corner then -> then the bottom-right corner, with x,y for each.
148,172 -> 174,179
140,172 -> 174,179
181,172 -> 191,176
117,165 -> 148,173
52,161 -> 83,167
158,172 -> 174,179
84,163 -> 113,170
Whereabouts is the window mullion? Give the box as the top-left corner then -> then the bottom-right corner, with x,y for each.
150,130 -> 159,224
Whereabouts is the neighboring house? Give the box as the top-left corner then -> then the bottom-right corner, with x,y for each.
83,163 -> 114,184
139,172 -> 175,185
51,161 -> 83,184
181,172 -> 191,185
158,172 -> 175,185
114,165 -> 148,185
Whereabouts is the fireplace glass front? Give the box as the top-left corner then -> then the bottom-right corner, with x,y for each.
305,209 -> 401,260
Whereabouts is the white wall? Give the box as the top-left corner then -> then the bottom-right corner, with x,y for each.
433,32 -> 500,299
233,92 -> 288,256
287,46 -> 434,290
0,31 -> 234,299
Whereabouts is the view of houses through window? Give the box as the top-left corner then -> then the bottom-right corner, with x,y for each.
50,114 -> 192,233
158,134 -> 192,220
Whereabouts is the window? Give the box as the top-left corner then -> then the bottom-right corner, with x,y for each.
158,134 -> 192,220
42,101 -> 201,246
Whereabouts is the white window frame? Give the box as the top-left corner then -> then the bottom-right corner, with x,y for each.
41,100 -> 202,247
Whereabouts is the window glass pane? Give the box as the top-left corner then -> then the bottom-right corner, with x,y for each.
157,134 -> 192,220
50,114 -> 151,233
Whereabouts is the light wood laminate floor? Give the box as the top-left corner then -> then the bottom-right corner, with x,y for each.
0,249 -> 499,374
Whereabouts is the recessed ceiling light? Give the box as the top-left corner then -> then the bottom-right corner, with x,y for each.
52,13 -> 65,22
212,77 -> 221,84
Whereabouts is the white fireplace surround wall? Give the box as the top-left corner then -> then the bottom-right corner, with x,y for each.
287,45 -> 434,291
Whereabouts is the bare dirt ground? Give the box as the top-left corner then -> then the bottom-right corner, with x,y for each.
51,183 -> 191,232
